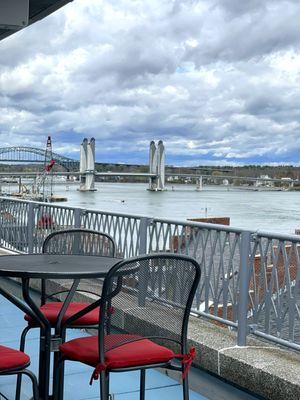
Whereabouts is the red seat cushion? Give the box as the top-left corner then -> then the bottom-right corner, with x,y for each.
0,345 -> 30,372
24,302 -> 100,326
60,334 -> 175,370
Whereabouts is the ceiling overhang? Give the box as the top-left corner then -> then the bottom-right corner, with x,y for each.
0,0 -> 73,41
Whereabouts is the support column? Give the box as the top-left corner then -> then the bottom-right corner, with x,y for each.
85,137 -> 96,191
148,141 -> 157,191
157,140 -> 165,191
148,140 -> 165,191
79,138 -> 97,191
196,176 -> 203,191
79,138 -> 88,191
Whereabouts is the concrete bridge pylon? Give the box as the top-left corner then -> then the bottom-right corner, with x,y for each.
148,140 -> 166,191
79,138 -> 97,191
196,176 -> 203,191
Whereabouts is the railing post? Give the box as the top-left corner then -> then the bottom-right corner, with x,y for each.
138,217 -> 152,306
74,208 -> 82,229
138,217 -> 152,255
237,231 -> 251,346
27,202 -> 35,254
0,200 -> 3,247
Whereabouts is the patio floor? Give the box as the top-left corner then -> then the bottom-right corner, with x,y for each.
0,290 -> 206,400
0,279 -> 259,400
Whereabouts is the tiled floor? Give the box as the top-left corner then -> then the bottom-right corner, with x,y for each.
0,294 -> 206,400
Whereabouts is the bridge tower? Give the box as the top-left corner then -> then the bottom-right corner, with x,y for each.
148,140 -> 165,191
79,138 -> 97,191
157,140 -> 165,190
196,176 -> 203,191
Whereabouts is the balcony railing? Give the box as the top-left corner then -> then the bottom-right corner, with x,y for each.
0,196 -> 299,351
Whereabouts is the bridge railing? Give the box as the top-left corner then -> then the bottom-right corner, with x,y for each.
0,196 -> 299,351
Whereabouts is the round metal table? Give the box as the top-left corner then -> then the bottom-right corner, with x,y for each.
0,254 -> 121,400
0,254 -> 120,278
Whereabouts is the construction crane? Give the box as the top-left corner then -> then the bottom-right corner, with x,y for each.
32,136 -> 55,201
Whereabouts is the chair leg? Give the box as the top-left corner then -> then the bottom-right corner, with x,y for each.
140,369 -> 146,400
16,326 -> 31,400
99,371 -> 109,400
21,370 -> 39,400
182,375 -> 189,400
53,329 -> 66,400
58,357 -> 66,400
53,357 -> 65,400
105,371 -> 110,400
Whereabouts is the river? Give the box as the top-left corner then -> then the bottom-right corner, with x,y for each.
46,182 -> 300,235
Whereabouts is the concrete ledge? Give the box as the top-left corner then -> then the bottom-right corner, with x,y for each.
187,317 -> 300,400
0,247 -> 19,255
220,346 -> 300,400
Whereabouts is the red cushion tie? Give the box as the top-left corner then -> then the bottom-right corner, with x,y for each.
89,362 -> 107,385
175,347 -> 196,379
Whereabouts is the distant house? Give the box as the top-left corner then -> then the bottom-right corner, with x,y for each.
255,175 -> 274,187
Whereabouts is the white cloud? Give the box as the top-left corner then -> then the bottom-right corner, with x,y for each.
0,0 -> 300,163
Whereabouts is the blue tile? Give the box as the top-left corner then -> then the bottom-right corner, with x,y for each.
63,371 -> 99,400
0,375 -> 37,400
0,313 -> 25,328
0,382 -> 17,399
115,385 -> 206,400
0,327 -> 39,346
109,369 -> 181,393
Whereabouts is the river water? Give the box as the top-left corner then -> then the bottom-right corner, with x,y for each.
46,182 -> 300,235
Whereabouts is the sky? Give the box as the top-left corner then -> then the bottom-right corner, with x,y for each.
1,0 -> 300,166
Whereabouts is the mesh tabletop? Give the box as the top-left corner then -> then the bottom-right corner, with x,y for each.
0,254 -> 121,279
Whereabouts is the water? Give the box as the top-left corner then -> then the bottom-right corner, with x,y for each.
50,182 -> 300,235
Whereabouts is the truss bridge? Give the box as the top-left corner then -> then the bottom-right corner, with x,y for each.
0,146 -> 79,171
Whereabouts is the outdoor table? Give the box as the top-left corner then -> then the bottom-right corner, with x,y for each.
0,254 -> 121,400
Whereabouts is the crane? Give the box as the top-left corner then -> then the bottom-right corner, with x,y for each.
32,136 -> 55,201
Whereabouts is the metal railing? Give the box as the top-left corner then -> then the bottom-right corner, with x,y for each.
0,196 -> 299,351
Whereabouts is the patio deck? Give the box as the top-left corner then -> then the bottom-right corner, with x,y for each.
0,279 -> 259,400
0,293 -> 205,400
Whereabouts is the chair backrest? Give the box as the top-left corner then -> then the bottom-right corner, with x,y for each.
41,229 -> 116,304
98,253 -> 201,357
42,228 -> 116,257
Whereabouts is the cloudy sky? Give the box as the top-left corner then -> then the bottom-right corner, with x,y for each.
1,0 -> 300,166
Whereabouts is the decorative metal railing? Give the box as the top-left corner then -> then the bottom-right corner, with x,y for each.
0,199 -> 143,257
247,232 -> 300,350
0,196 -> 299,351
148,219 -> 242,321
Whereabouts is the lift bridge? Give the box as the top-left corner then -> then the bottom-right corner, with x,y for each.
0,138 -> 300,192
0,142 -> 298,192
0,140 -> 164,192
